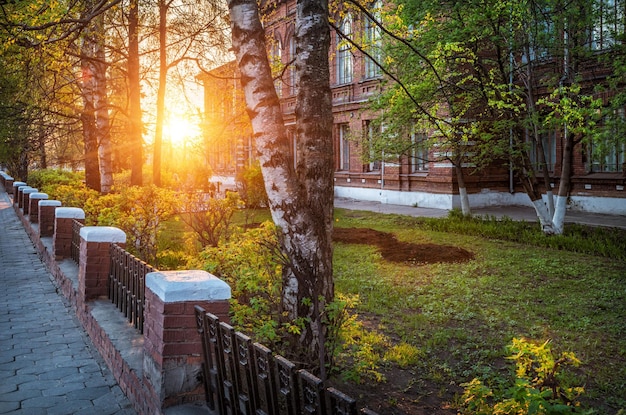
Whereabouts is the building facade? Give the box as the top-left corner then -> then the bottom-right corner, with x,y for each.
199,0 -> 626,215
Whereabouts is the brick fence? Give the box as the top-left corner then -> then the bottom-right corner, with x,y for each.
0,174 -> 231,414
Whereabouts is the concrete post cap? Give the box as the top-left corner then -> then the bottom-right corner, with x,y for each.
18,185 -> 32,191
12,181 -> 26,187
55,207 -> 86,219
22,188 -> 39,194
39,200 -> 62,207
79,226 -> 126,243
146,270 -> 232,303
29,192 -> 49,199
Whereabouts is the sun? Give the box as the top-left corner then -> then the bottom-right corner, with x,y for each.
165,114 -> 200,147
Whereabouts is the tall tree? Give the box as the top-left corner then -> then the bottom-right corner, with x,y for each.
227,0 -> 334,369
152,0 -> 172,187
127,0 -> 144,186
80,0 -> 102,192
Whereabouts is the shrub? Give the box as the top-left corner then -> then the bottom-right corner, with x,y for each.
459,338 -> 590,415
236,163 -> 268,209
109,185 -> 176,265
179,191 -> 241,248
196,221 -> 285,346
27,168 -> 83,189
42,183 -> 101,224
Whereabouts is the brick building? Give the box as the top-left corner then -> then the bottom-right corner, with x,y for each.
198,0 -> 626,215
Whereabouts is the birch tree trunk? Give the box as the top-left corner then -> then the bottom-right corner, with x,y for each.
454,161 -> 471,216
128,0 -> 143,186
553,131 -> 574,235
93,13 -> 113,193
80,13 -> 101,192
153,0 -> 169,187
227,0 -> 334,370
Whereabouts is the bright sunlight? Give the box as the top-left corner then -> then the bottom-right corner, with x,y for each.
164,114 -> 201,147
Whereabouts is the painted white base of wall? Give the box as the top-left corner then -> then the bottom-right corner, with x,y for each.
334,186 -> 626,215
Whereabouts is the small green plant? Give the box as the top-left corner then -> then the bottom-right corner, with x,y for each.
236,163 -> 268,209
459,338 -> 590,414
179,191 -> 241,248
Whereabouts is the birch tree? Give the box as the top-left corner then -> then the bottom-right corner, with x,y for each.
227,0 -> 334,369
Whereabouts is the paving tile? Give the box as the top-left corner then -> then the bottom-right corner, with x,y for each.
0,191 -> 136,414
0,400 -> 20,413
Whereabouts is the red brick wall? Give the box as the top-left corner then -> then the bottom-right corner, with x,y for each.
39,204 -> 58,237
53,217 -> 82,259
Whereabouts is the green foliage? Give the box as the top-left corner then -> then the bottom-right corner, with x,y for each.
179,191 -> 241,248
109,185 -> 177,265
42,183 -> 101,224
411,211 -> 626,261
196,222 -> 285,347
27,168 -> 83,190
460,338 -> 589,415
333,208 -> 626,412
236,163 -> 268,209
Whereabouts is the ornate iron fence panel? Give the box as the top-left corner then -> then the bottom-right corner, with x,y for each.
71,219 -> 83,264
108,244 -> 155,333
194,306 -> 377,415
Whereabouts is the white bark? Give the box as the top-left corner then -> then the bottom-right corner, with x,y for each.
546,190 -> 554,217
552,195 -> 568,235
459,187 -> 471,216
228,0 -> 334,367
532,199 -> 556,235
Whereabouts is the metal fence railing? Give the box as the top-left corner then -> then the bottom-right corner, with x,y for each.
108,244 -> 156,333
71,219 -> 84,264
194,306 -> 379,415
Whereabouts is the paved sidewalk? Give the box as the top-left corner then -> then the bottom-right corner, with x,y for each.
0,191 -> 135,415
335,197 -> 626,229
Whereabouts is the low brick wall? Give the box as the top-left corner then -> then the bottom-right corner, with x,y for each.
9,186 -> 230,415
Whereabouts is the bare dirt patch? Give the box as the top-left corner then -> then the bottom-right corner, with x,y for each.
333,227 -> 474,265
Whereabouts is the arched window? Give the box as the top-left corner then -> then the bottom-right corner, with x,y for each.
364,0 -> 382,79
336,14 -> 353,84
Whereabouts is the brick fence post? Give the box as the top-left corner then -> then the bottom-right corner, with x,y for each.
4,177 -> 14,193
11,181 -> 25,202
22,187 -> 38,215
28,193 -> 48,223
0,172 -> 13,191
143,270 -> 231,409
15,184 -> 29,207
78,227 -> 126,305
53,207 -> 85,260
39,200 -> 62,237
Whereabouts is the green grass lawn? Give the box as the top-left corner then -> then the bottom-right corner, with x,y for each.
160,206 -> 625,413
332,208 -> 626,413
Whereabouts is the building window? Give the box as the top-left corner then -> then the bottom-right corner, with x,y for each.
337,15 -> 353,84
271,38 -> 283,97
591,0 -> 625,50
364,1 -> 382,79
523,4 -> 554,62
529,130 -> 557,172
339,123 -> 351,171
365,121 -> 381,171
591,108 -> 626,172
411,130 -> 429,172
289,35 -> 297,96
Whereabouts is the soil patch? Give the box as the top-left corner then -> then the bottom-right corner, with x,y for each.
333,227 -> 474,264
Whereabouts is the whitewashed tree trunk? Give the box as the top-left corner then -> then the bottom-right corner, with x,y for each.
80,3 -> 101,192
454,163 -> 471,216
227,0 -> 334,370
551,132 -> 574,235
93,13 -> 113,193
